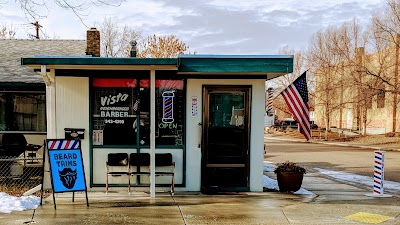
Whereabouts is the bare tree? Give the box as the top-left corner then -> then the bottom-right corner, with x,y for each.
275,46 -> 307,87
97,17 -> 141,57
365,0 -> 400,132
370,0 -> 400,47
307,25 -> 350,137
269,46 -> 311,123
137,34 -> 189,58
0,24 -> 16,39
300,1 -> 400,135
308,12 -> 398,135
0,0 -> 123,22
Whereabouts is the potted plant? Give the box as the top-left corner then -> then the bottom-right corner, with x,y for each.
274,161 -> 306,192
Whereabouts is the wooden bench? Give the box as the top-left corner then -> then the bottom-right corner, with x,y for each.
106,152 -> 175,194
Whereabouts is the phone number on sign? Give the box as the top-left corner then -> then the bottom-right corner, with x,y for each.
104,119 -> 125,124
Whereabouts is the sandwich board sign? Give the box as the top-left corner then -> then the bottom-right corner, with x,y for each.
44,139 -> 88,209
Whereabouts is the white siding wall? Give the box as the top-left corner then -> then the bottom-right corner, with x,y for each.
55,77 -> 90,188
184,79 -> 265,192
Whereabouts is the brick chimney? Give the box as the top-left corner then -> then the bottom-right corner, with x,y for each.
86,28 -> 100,57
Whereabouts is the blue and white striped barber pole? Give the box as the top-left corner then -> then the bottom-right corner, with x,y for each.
365,150 -> 392,198
266,87 -> 274,116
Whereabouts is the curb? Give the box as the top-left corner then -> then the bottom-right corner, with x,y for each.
265,135 -> 400,152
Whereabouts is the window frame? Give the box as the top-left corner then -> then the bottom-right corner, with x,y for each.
377,89 -> 385,109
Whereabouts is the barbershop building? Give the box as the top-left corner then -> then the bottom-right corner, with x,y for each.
22,30 -> 293,194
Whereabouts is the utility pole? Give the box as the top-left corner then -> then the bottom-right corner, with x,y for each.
31,21 -> 42,39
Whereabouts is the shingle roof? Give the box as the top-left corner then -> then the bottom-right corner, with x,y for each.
0,39 -> 86,83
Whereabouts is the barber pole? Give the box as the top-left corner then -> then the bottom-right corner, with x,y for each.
365,150 -> 392,198
266,87 -> 274,116
162,91 -> 175,123
373,151 -> 384,194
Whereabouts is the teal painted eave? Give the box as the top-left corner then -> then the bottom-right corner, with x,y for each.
21,56 -> 178,66
177,55 -> 293,73
21,54 -> 293,74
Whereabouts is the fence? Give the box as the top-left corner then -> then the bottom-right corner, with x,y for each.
0,155 -> 43,196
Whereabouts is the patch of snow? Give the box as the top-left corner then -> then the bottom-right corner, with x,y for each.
263,175 -> 279,190
293,188 -> 314,195
0,192 -> 40,214
263,161 -> 275,172
315,168 -> 400,192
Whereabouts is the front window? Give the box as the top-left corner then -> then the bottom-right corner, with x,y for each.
92,78 -> 150,146
92,77 -> 184,147
0,93 -> 46,131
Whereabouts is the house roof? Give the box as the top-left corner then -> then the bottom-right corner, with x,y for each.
0,39 -> 86,84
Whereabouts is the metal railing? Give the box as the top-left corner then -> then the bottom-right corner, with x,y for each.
0,155 -> 43,196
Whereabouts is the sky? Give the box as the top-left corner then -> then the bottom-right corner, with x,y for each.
0,0 -> 384,54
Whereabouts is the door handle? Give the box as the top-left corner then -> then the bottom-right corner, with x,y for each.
198,122 -> 202,148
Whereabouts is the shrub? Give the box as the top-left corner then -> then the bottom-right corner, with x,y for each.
274,161 -> 306,174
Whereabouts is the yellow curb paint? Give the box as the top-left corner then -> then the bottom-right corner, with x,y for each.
345,212 -> 391,224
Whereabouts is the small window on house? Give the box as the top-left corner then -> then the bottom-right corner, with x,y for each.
377,90 -> 385,108
366,96 -> 372,109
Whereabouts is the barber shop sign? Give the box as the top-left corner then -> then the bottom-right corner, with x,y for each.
47,139 -> 87,193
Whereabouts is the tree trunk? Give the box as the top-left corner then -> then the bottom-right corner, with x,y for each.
325,109 -> 330,140
392,34 -> 400,132
362,107 -> 367,135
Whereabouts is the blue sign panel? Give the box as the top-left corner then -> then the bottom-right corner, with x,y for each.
48,145 -> 86,193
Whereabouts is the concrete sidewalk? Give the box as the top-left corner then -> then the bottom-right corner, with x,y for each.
1,171 -> 400,224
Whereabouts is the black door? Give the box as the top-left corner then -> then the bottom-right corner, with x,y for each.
201,86 -> 251,192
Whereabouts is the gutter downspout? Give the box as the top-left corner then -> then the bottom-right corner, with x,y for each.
41,65 -> 56,139
41,65 -> 56,191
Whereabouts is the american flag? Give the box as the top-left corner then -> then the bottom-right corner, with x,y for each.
281,72 -> 311,141
133,99 -> 140,111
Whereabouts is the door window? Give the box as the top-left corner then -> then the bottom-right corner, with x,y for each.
209,93 -> 245,128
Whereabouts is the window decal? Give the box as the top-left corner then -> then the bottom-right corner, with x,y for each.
162,91 -> 175,124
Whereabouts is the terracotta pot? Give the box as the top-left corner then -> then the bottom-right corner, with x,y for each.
276,172 -> 304,192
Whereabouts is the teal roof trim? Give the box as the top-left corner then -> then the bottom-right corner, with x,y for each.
21,57 -> 178,66
178,56 -> 293,73
21,55 -> 293,73
178,54 -> 293,59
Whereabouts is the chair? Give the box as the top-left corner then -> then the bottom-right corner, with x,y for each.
106,153 -> 129,194
129,153 -> 150,192
155,153 -> 175,194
